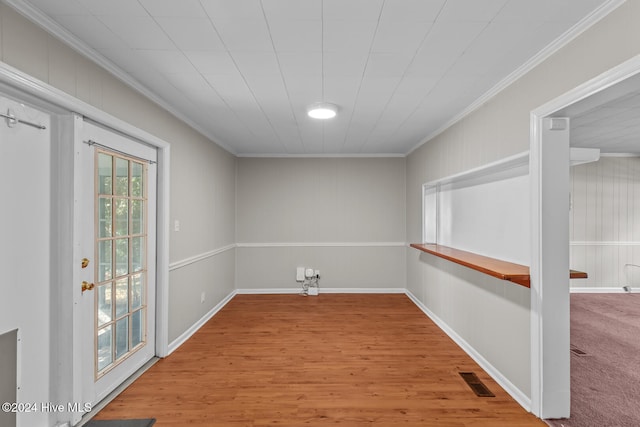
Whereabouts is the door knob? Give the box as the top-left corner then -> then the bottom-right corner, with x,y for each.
82,281 -> 95,292
81,258 -> 90,268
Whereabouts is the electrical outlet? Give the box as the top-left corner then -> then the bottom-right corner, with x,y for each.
174,220 -> 180,232
201,292 -> 205,303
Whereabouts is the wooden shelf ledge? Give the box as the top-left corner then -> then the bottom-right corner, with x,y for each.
410,243 -> 587,288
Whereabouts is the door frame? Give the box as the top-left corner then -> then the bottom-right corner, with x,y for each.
529,53 -> 640,418
0,62 -> 171,425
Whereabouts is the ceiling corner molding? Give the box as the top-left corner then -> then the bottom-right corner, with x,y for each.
236,153 -> 407,159
405,0 -> 627,157
3,0 -> 237,156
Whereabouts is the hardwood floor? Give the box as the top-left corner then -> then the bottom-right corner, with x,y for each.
93,294 -> 545,426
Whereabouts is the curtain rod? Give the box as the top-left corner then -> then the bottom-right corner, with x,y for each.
1,109 -> 46,130
83,139 -> 157,164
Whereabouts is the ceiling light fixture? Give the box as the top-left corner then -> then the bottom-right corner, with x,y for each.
307,103 -> 338,119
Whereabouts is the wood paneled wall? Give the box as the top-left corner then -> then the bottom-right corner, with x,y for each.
570,156 -> 640,289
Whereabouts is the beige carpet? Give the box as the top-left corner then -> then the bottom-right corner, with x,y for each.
546,293 -> 640,427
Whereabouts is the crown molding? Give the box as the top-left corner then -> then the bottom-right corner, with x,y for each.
3,0 -> 237,155
406,0 -> 627,156
236,152 -> 406,158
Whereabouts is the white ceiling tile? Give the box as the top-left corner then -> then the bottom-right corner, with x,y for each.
324,51 -> 368,77
495,0 -> 604,22
200,0 -> 265,22
323,75 -> 361,109
97,48 -> 154,75
323,20 -> 378,53
155,17 -> 225,50
98,16 -> 174,49
437,0 -> 509,22
364,53 -> 413,78
28,0 -> 612,155
138,0 -> 205,17
137,50 -> 195,74
30,0 -> 89,15
165,72 -> 223,104
323,0 -> 384,21
76,0 -> 148,16
380,0 -> 446,23
268,19 -> 322,53
231,52 -> 282,78
405,21 -> 486,77
202,73 -> 255,108
242,78 -> 291,111
371,21 -> 432,54
278,52 -> 322,81
184,51 -> 237,74
53,15 -> 127,49
354,77 -> 402,111
262,0 -> 321,21
286,79 -> 323,110
213,19 -> 273,52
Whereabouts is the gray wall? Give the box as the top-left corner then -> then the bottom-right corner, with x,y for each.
406,1 -> 640,401
570,156 -> 640,289
236,157 -> 406,290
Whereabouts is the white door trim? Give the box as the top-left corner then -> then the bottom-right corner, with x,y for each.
529,53 -> 640,418
0,61 -> 171,423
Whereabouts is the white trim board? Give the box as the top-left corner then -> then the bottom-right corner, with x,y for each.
235,287 -> 406,295
236,242 -> 407,248
570,287 -> 638,293
169,244 -> 236,271
570,241 -> 640,246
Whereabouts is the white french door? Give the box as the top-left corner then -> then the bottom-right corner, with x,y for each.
76,120 -> 157,411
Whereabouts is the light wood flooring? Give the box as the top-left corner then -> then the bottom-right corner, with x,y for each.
93,294 -> 545,426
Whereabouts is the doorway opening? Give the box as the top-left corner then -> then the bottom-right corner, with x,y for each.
530,55 -> 640,420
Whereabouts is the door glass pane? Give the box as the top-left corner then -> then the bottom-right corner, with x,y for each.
131,273 -> 143,310
114,199 -> 128,236
115,317 -> 129,360
95,151 -> 148,376
131,237 -> 144,273
97,283 -> 112,327
97,326 -> 113,371
131,309 -> 143,348
131,162 -> 143,197
131,200 -> 143,235
98,240 -> 112,282
115,278 -> 129,318
115,158 -> 129,196
98,153 -> 112,195
115,238 -> 128,277
98,198 -> 112,238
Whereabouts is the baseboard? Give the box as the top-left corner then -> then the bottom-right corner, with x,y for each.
570,287 -> 637,293
405,290 -> 532,412
235,287 -> 406,294
167,289 -> 237,355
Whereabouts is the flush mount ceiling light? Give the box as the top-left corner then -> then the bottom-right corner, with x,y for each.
307,103 -> 338,119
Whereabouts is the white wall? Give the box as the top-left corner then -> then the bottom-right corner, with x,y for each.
236,157 -> 406,290
570,156 -> 640,289
0,96 -> 51,427
406,0 -> 640,403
